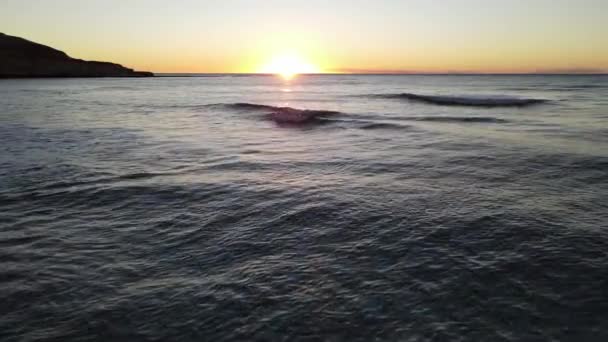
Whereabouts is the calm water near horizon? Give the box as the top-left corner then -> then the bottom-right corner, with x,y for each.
1,75 -> 607,341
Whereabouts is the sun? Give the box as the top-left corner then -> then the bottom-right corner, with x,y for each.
259,52 -> 320,80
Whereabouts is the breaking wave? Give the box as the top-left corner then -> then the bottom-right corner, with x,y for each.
223,102 -> 341,115
217,103 -> 342,124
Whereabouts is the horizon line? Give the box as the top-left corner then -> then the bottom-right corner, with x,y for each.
153,72 -> 608,76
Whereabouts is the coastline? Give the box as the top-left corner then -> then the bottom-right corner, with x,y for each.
0,33 -> 153,78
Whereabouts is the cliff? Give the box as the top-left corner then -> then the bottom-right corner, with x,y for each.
0,33 -> 153,78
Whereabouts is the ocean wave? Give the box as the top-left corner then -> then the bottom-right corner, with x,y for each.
219,103 -> 342,124
378,93 -> 547,107
358,122 -> 410,130
546,84 -> 608,91
173,102 -> 416,129
412,116 -> 509,123
221,102 -> 278,111
223,102 -> 341,115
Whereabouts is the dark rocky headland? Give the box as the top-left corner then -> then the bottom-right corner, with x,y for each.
0,33 -> 153,78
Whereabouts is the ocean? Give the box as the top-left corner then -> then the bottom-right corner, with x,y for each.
1,74 -> 607,341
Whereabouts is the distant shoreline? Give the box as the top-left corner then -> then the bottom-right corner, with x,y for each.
0,75 -> 155,79
0,33 -> 153,78
2,73 -> 605,80
154,73 -> 608,77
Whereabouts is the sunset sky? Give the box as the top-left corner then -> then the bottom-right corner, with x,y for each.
1,0 -> 607,73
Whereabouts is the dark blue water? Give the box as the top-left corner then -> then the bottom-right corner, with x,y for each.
1,75 -> 607,341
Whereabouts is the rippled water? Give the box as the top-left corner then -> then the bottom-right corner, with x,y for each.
1,75 -> 607,341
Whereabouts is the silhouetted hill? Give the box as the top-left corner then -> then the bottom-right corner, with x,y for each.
0,33 -> 153,78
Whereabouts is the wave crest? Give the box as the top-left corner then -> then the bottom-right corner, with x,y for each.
359,122 -> 410,130
413,116 -> 508,123
220,103 -> 342,123
380,93 -> 547,107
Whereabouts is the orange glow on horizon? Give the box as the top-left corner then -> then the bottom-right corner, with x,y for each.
2,1 -> 606,75
258,52 -> 321,80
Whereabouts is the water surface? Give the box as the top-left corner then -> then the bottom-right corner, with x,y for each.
1,75 -> 607,341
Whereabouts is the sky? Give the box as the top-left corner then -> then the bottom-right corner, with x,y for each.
1,0 -> 607,73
